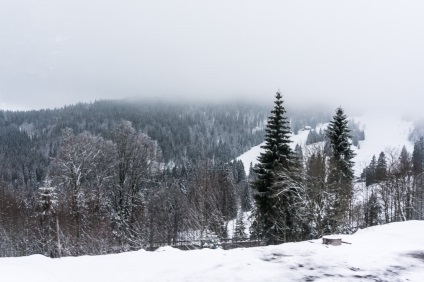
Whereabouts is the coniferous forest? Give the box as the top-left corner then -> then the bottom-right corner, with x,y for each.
0,96 -> 423,258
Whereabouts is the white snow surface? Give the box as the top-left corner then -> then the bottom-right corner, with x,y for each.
237,111 -> 414,177
237,129 -> 310,175
2,221 -> 424,281
352,112 -> 414,175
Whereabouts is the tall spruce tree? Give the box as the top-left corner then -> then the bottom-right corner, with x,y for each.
365,155 -> 377,186
375,152 -> 388,183
327,108 -> 355,180
412,137 -> 424,175
326,107 -> 355,233
233,212 -> 247,241
251,91 -> 302,244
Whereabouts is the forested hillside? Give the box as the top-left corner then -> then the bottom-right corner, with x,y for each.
0,100 -> 267,166
1,96 -> 423,262
0,99 -> 331,257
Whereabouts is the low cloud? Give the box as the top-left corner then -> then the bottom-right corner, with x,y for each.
0,0 -> 423,115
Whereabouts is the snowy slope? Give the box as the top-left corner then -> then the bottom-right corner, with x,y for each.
236,129 -> 310,175
352,112 -> 414,175
237,111 -> 414,177
2,221 -> 424,281
236,141 -> 264,175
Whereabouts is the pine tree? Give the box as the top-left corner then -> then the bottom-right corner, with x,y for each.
233,160 -> 252,211
412,137 -> 424,175
248,162 -> 255,182
375,152 -> 388,183
327,108 -> 355,180
306,130 -> 324,145
251,91 -> 302,244
326,107 -> 355,233
365,155 -> 377,186
233,212 -> 247,241
364,191 -> 380,227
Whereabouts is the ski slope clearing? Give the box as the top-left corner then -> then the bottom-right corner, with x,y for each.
237,129 -> 310,175
237,111 -> 414,177
1,221 -> 424,281
352,112 -> 414,175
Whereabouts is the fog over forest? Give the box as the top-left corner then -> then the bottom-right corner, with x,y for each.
0,0 -> 423,114
2,5 -> 424,280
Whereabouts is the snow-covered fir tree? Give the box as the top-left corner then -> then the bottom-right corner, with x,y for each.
327,107 -> 355,180
326,107 -> 355,233
364,191 -> 380,227
251,91 -> 304,244
412,137 -> 424,176
233,212 -> 247,241
375,151 -> 388,182
365,155 -> 377,186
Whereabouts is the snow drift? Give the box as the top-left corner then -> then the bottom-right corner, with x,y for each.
1,221 -> 424,281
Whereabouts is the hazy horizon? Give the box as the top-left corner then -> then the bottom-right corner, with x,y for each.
1,1 -> 423,115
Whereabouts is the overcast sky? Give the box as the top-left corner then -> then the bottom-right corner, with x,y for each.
0,0 -> 423,114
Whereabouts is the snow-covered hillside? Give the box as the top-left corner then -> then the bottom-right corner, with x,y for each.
2,221 -> 424,281
237,111 -> 414,177
0,111 -> 422,282
236,129 -> 310,176
352,112 -> 414,175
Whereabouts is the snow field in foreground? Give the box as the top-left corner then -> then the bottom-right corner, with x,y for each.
1,221 -> 424,281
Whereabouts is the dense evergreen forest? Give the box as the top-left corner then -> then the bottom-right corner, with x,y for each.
0,100 -> 267,167
0,99 -> 332,257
